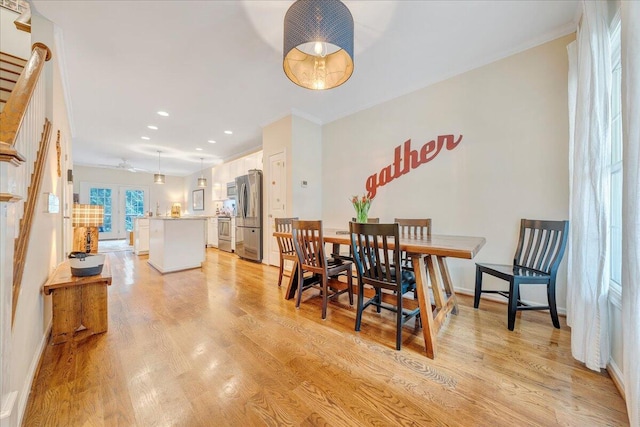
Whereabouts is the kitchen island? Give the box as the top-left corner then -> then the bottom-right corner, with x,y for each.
148,217 -> 206,273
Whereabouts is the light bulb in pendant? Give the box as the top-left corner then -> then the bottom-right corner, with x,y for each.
313,41 -> 326,57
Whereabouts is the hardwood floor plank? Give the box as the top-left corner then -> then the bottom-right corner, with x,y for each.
22,248 -> 629,426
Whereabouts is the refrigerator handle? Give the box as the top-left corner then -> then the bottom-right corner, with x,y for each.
237,183 -> 242,218
242,182 -> 248,218
239,183 -> 242,218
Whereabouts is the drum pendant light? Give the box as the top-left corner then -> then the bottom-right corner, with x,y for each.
154,150 -> 165,184
283,0 -> 354,90
197,157 -> 207,188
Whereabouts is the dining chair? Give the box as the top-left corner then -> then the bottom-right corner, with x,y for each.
394,218 -> 432,270
274,217 -> 298,287
350,222 -> 421,350
474,219 -> 569,331
292,220 -> 354,319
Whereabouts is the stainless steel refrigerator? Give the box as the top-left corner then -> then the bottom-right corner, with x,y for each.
235,170 -> 262,262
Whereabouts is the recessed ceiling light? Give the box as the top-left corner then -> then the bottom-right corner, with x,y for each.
141,136 -> 150,140
224,130 -> 233,135
196,148 -> 203,151
208,140 -> 216,144
147,125 -> 158,130
157,111 -> 169,117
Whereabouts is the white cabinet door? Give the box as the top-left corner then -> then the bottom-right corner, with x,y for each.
134,218 -> 150,255
207,218 -> 219,247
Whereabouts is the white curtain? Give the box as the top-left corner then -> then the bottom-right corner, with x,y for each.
566,0 -> 611,371
621,1 -> 640,425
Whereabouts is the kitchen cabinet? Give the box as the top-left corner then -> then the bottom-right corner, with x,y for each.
207,217 -> 219,247
134,217 -> 149,255
210,151 -> 263,201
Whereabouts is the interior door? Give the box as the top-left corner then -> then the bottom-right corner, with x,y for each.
268,151 -> 286,266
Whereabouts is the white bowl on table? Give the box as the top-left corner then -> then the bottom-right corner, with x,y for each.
68,252 -> 106,277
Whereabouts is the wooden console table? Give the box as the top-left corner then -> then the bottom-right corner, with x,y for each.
43,257 -> 112,344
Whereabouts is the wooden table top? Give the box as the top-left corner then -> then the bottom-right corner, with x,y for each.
322,228 -> 486,259
43,257 -> 112,294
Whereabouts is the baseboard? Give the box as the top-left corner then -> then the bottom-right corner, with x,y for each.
0,391 -> 17,421
16,320 -> 51,427
455,287 -> 567,316
607,360 -> 625,401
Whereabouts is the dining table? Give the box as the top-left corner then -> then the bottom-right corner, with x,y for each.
274,228 -> 486,359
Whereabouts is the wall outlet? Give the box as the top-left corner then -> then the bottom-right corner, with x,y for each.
301,180 -> 308,188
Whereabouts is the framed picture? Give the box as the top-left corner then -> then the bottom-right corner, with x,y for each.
192,189 -> 204,211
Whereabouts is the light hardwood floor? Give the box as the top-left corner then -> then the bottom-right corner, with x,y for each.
23,248 -> 628,426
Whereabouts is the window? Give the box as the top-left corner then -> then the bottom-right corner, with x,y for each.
610,18 -> 622,289
124,189 -> 145,232
89,187 -> 112,233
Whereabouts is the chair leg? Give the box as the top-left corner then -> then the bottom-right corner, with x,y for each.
321,276 -> 328,320
277,255 -> 284,287
548,279 -> 560,329
396,292 -> 402,350
508,279 -> 519,331
347,269 -> 354,305
375,289 -> 382,313
295,266 -> 304,309
474,266 -> 483,308
355,283 -> 364,331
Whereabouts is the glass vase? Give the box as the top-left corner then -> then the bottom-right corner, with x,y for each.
356,209 -> 369,223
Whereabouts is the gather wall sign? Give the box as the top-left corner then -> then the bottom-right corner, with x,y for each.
365,134 -> 463,198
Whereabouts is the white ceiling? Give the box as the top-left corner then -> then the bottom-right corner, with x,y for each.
30,0 -> 579,177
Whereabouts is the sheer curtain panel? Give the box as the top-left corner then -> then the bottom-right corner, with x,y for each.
566,0 -> 611,371
621,1 -> 640,424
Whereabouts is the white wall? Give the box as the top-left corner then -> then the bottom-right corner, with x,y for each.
73,165 -> 184,218
322,34 -> 574,310
9,12 -> 74,427
291,116 -> 322,219
262,115 -> 322,219
0,8 -> 30,59
262,115 -> 323,265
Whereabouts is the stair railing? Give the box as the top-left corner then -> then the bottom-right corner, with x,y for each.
0,42 -> 52,325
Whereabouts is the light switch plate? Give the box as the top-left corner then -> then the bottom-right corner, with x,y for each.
46,192 -> 60,213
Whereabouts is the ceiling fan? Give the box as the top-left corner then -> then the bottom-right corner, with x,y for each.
98,158 -> 148,173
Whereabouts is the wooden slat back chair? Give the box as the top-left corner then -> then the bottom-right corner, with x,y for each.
350,222 -> 421,350
474,219 -> 569,331
336,217 -> 381,262
394,218 -> 432,270
274,217 -> 299,287
292,220 -> 353,319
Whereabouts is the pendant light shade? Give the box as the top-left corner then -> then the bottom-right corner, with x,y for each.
198,157 -> 207,188
154,150 -> 165,184
283,0 -> 354,90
